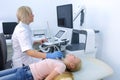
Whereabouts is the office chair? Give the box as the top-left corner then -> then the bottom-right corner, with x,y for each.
0,33 -> 12,70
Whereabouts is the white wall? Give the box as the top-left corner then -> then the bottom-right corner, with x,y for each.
0,0 -> 74,32
0,0 -> 84,39
84,0 -> 120,79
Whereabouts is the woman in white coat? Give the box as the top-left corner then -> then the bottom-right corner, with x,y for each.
12,6 -> 63,68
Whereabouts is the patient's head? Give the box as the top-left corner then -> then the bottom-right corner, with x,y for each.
63,54 -> 82,72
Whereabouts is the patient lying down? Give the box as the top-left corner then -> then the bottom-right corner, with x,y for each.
0,52 -> 82,80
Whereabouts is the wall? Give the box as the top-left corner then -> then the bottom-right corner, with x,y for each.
84,0 -> 120,79
0,0 -> 84,40
0,0 -> 74,32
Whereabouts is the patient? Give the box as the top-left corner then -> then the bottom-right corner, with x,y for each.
0,53 -> 81,80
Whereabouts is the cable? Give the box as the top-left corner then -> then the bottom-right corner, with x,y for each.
39,44 -> 60,53
39,44 -> 50,53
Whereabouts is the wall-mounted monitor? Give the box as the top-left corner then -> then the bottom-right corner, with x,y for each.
57,4 -> 73,29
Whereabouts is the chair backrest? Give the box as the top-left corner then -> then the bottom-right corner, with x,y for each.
0,33 -> 7,70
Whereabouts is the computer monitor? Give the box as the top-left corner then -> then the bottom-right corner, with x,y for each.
2,22 -> 17,35
57,4 -> 73,29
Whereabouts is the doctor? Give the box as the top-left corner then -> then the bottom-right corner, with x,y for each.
12,6 -> 63,68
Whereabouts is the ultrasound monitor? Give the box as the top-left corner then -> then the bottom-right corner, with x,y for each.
57,4 -> 73,29
2,22 -> 18,39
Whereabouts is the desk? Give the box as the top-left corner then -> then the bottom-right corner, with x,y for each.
6,39 -> 13,61
6,41 -> 13,62
6,36 -> 44,61
6,39 -> 12,45
6,35 -> 45,45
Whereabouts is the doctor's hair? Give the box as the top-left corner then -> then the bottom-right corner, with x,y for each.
16,6 -> 32,24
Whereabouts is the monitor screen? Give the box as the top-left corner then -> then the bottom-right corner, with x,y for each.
57,4 -> 73,29
2,22 -> 18,35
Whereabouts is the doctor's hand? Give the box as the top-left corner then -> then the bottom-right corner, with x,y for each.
40,38 -> 47,44
46,51 -> 63,59
34,38 -> 47,45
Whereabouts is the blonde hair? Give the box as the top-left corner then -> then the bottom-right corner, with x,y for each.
16,6 -> 32,24
54,72 -> 74,80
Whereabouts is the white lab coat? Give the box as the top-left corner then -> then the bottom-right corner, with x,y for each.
12,22 -> 40,68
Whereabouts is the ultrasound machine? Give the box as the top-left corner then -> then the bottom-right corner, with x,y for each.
39,30 -> 69,53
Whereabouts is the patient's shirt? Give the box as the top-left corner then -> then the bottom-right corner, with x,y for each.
29,59 -> 66,80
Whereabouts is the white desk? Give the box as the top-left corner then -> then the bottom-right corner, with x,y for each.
6,39 -> 13,61
6,39 -> 12,45
6,35 -> 45,45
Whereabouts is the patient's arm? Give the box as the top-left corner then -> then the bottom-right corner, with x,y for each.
45,70 -> 59,80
